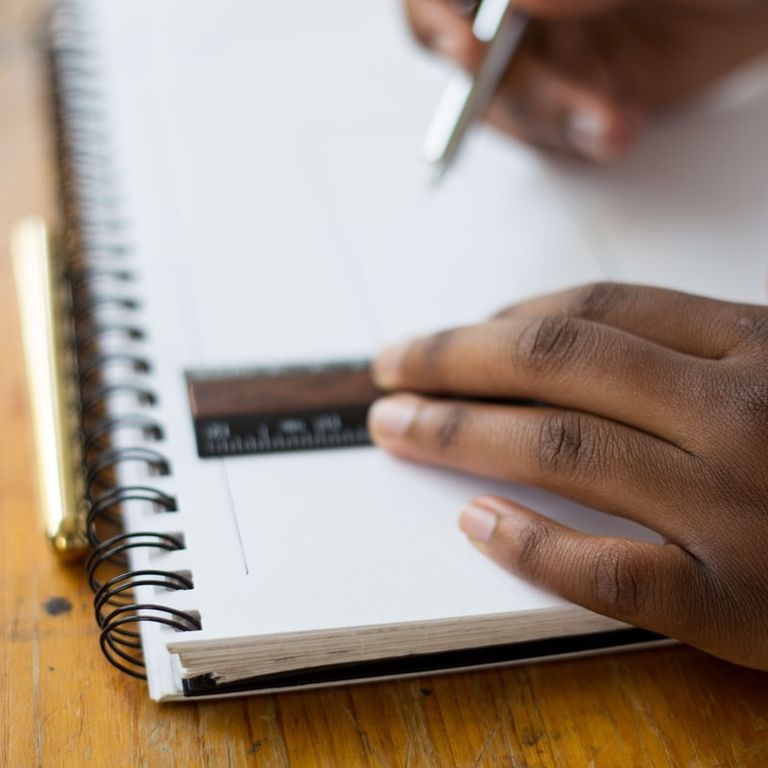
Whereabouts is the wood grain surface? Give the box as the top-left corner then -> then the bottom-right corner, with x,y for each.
1,3 -> 767,766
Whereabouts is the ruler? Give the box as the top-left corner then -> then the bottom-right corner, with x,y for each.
187,360 -> 381,458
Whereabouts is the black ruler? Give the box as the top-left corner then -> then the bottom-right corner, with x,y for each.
187,360 -> 381,458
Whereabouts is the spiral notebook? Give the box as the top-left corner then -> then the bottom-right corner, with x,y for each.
16,0 -> 768,701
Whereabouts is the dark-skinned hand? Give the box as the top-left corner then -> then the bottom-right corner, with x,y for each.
405,0 -> 768,161
369,283 -> 768,670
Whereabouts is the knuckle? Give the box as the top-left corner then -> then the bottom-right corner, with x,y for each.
431,404 -> 468,450
731,311 -> 768,353
722,374 -> 768,443
567,282 -> 630,322
515,519 -> 553,572
536,412 -> 602,479
516,315 -> 584,374
592,544 -> 649,617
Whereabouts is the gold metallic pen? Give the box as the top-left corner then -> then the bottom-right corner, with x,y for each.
12,217 -> 89,560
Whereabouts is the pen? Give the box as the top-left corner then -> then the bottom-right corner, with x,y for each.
422,0 -> 528,183
12,217 -> 89,560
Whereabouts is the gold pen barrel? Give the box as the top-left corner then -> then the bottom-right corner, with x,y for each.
12,217 -> 88,561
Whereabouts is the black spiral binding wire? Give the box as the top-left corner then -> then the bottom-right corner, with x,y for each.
50,1 -> 201,680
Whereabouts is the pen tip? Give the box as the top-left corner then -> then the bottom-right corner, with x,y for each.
423,161 -> 447,188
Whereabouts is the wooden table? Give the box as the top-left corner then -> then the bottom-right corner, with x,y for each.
1,3 -> 767,766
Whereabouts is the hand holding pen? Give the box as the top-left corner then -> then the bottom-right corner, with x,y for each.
415,0 -> 768,175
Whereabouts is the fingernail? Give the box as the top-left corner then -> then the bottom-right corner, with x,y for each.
368,396 -> 419,440
372,343 -> 408,388
459,501 -> 498,544
564,110 -> 611,161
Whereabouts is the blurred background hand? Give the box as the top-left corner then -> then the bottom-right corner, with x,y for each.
405,0 -> 768,161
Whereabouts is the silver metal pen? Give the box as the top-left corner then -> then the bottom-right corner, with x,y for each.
422,0 -> 528,183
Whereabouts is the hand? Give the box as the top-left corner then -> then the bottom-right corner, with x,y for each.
369,283 -> 768,670
405,0 -> 768,161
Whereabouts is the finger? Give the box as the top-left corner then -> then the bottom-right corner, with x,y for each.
513,0 -> 624,19
369,395 -> 702,539
485,53 -> 644,162
458,495 -> 706,640
448,0 -> 480,16
404,0 -> 484,69
373,316 -> 703,446
492,282 -> 768,359
405,2 -> 643,161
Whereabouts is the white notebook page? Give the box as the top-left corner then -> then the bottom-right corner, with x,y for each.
82,0 -> 768,697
